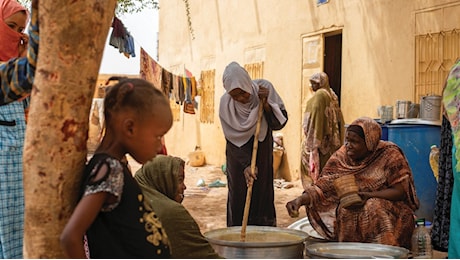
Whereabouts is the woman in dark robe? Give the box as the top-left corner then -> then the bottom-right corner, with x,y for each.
219,61 -> 288,227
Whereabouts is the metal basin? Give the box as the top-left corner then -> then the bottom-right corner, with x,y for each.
287,216 -> 331,246
306,242 -> 409,259
204,226 -> 308,258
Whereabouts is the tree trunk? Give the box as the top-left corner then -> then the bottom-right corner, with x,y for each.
23,1 -> 117,258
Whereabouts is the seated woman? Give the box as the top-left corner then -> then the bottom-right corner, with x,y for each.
286,117 -> 419,249
134,155 -> 223,259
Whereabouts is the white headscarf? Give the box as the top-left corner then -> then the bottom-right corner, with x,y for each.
219,62 -> 287,147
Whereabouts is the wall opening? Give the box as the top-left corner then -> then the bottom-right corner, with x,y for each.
324,32 -> 343,105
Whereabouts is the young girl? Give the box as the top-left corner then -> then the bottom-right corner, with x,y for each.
60,78 -> 173,258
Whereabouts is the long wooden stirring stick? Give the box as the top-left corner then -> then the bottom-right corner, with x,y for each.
241,101 -> 264,242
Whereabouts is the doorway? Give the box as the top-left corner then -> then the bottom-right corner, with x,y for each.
324,32 -> 342,104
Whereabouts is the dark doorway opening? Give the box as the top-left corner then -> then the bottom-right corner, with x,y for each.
324,32 -> 342,105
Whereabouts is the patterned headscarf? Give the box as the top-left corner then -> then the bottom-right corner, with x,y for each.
443,59 -> 460,171
0,0 -> 28,61
348,117 -> 382,152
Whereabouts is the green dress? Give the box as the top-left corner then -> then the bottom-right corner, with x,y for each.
442,59 -> 460,258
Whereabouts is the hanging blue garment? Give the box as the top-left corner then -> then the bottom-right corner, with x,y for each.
124,33 -> 136,58
109,17 -> 136,58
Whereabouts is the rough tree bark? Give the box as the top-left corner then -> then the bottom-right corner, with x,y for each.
23,0 -> 117,258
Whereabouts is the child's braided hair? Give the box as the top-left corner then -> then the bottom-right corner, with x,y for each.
103,78 -> 168,125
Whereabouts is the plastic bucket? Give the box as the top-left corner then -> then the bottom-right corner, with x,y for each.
379,106 -> 393,123
420,95 -> 441,121
387,123 -> 440,221
395,100 -> 411,119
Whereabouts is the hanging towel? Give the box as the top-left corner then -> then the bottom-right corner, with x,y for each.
183,77 -> 195,114
140,48 -> 163,90
178,76 -> 185,104
161,69 -> 172,97
172,74 -> 180,104
190,76 -> 198,108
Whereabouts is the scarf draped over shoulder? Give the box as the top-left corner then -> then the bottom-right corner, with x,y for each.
304,117 -> 419,243
303,72 -> 344,153
219,61 -> 287,147
134,155 -> 222,259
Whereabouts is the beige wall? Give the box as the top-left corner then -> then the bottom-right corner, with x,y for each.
157,0 -> 459,180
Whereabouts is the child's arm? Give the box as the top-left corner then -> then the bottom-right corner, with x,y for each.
60,161 -> 113,260
60,192 -> 108,258
61,193 -> 107,258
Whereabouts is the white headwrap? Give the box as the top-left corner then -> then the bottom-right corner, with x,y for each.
219,62 -> 287,147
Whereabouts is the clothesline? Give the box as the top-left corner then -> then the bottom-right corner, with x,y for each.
109,16 -> 198,115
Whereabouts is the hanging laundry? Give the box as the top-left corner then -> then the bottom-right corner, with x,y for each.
161,69 -> 172,97
172,74 -> 180,104
190,76 -> 198,108
109,16 -> 136,58
184,68 -> 198,108
185,68 -> 193,78
140,48 -> 163,90
183,76 -> 195,114
123,33 -> 136,58
178,76 -> 185,104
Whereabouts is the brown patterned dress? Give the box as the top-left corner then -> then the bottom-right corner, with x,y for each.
304,117 -> 419,249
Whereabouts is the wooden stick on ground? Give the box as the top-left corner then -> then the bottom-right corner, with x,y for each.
241,101 -> 264,242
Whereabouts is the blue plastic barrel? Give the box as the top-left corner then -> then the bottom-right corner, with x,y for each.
387,123 -> 440,222
374,119 -> 388,141
380,124 -> 388,141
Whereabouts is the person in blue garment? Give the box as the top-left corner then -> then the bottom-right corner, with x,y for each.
0,0 -> 39,257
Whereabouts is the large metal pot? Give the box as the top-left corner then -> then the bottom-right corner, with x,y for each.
287,216 -> 331,246
204,226 -> 308,258
306,242 -> 409,259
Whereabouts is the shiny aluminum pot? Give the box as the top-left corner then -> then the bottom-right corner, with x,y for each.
306,242 -> 409,259
287,216 -> 331,246
204,226 -> 308,259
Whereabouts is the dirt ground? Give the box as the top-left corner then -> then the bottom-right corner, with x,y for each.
181,164 -> 305,233
128,156 -> 305,234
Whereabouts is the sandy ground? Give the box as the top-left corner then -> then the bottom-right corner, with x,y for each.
180,164 -> 305,233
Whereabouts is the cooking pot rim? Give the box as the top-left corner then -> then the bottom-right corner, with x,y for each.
204,225 -> 308,248
306,242 -> 409,258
